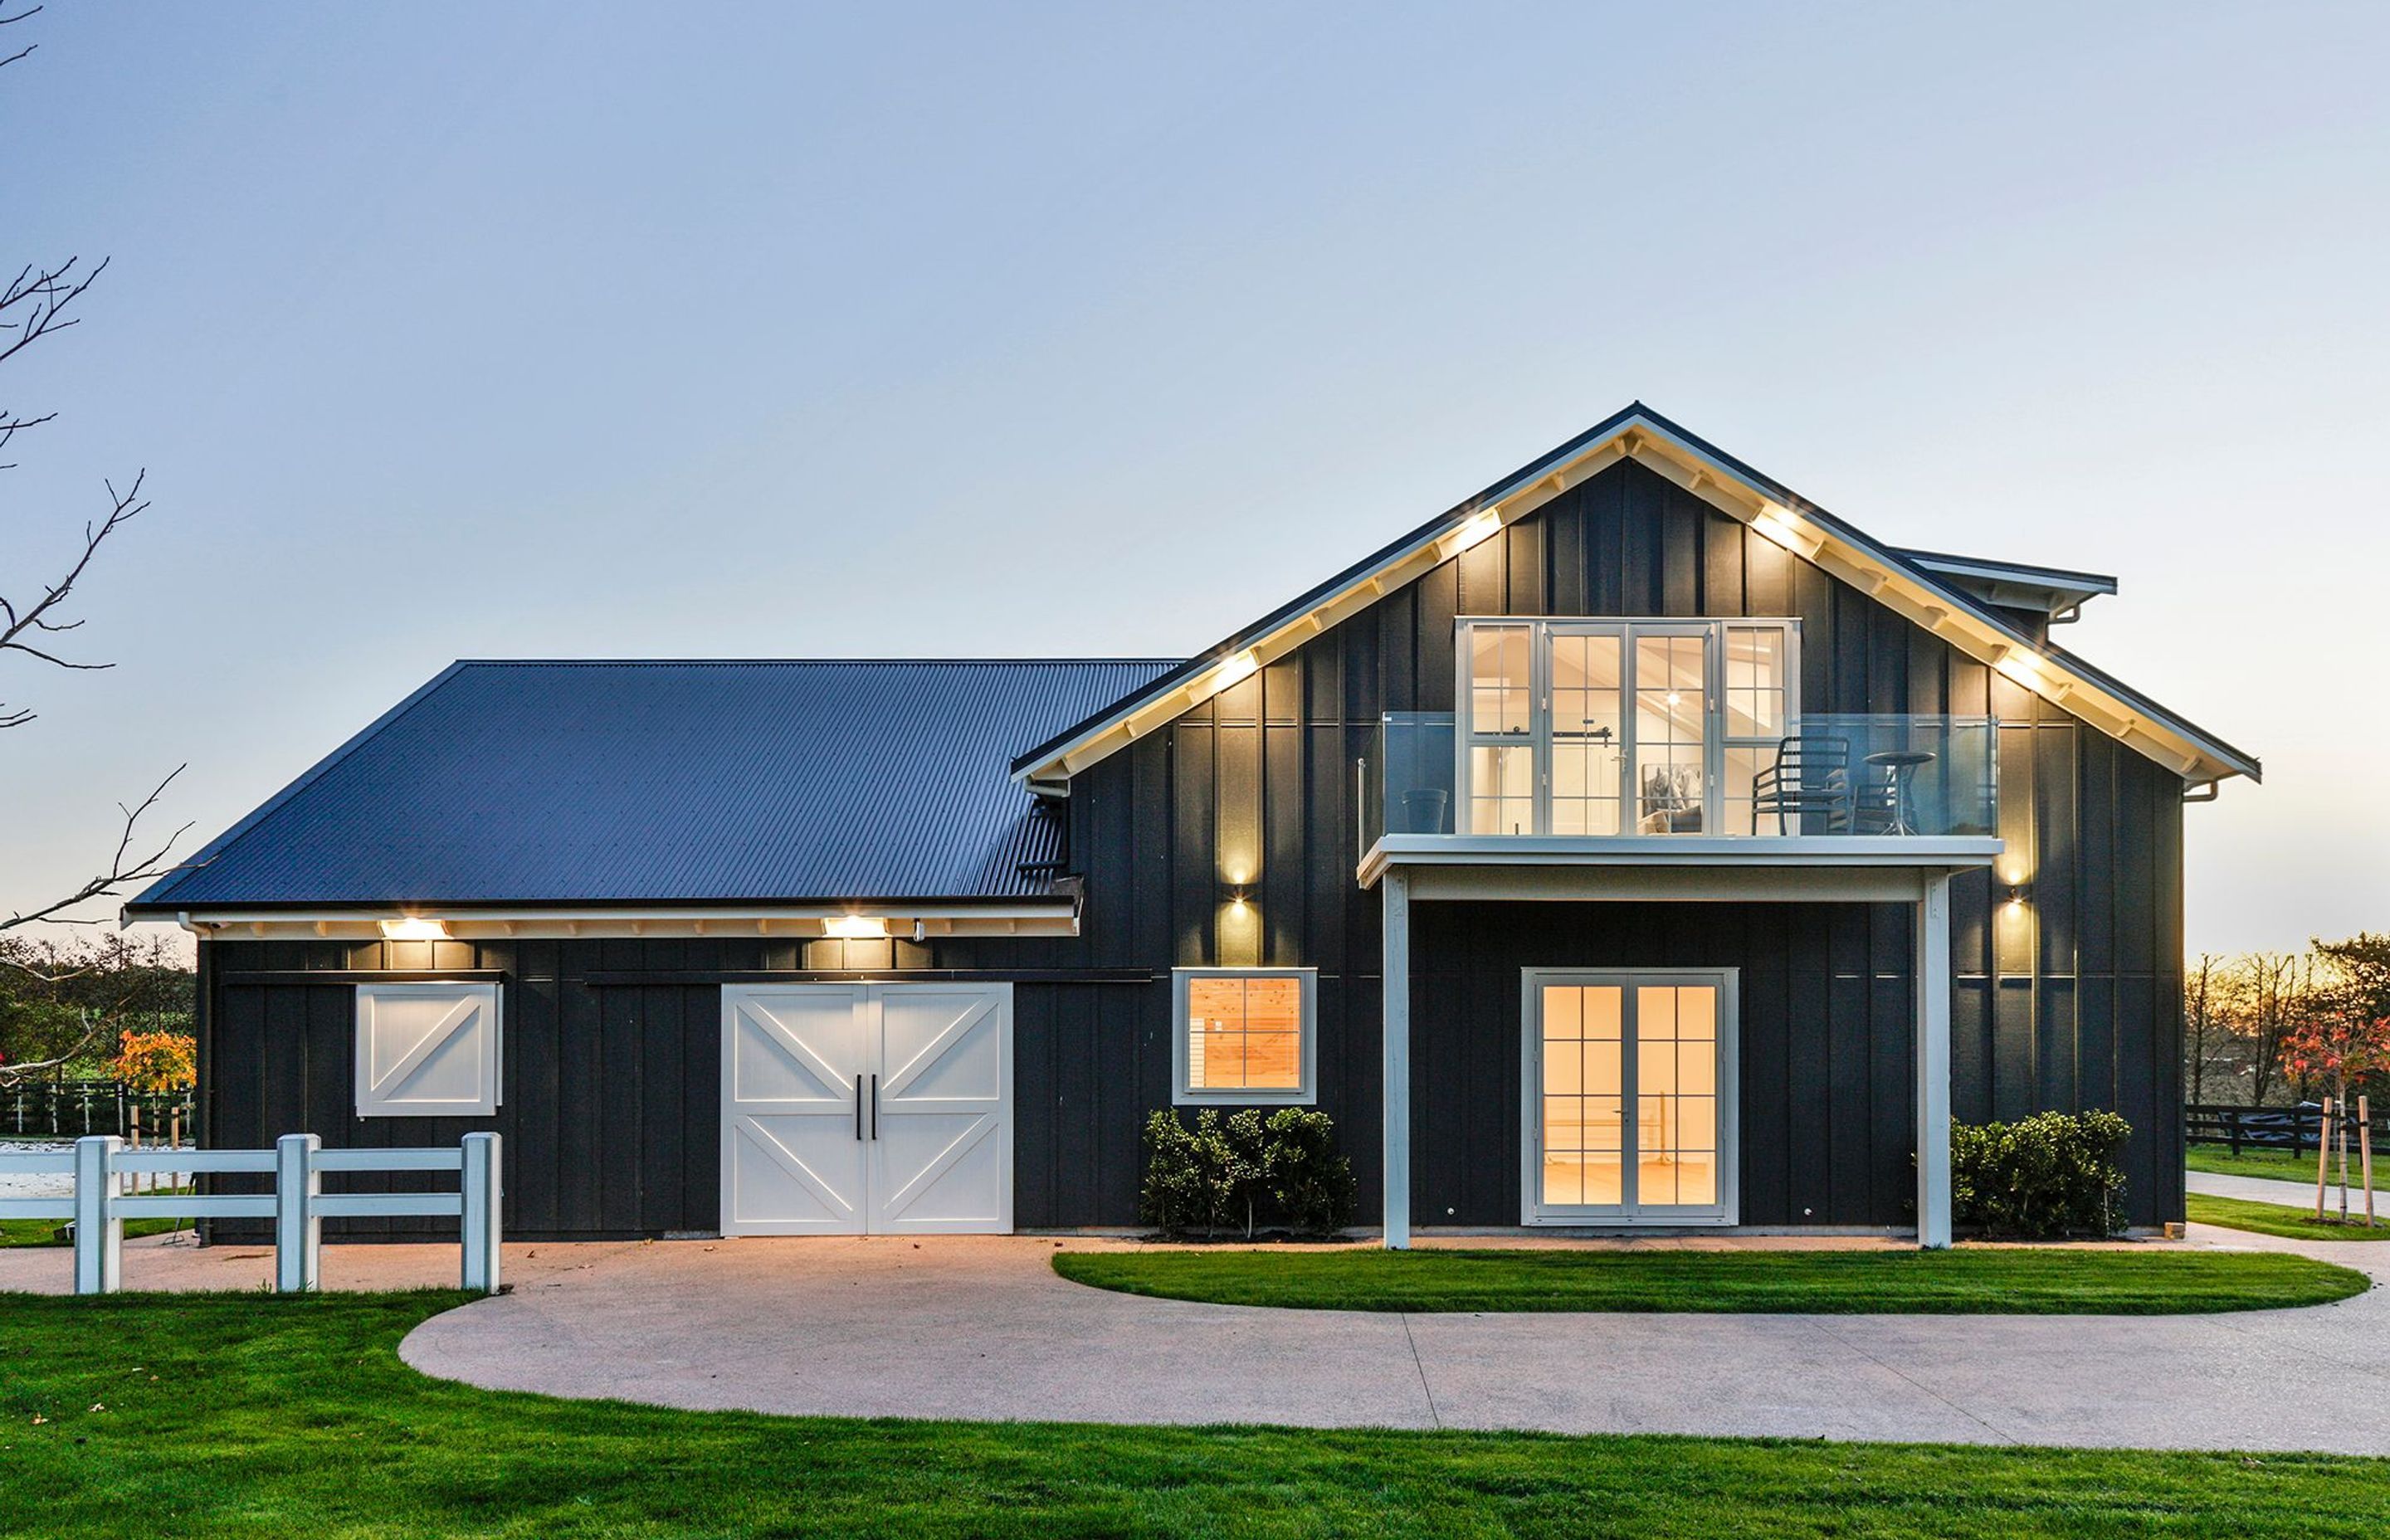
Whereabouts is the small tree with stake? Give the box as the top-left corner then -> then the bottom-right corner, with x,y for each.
2282,1011 -> 2388,1227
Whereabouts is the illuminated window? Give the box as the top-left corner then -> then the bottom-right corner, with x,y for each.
1173,968 -> 1315,1104
1456,617 -> 1799,836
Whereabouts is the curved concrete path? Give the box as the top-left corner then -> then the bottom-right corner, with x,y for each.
393,1230 -> 2390,1452
2189,1166 -> 2385,1211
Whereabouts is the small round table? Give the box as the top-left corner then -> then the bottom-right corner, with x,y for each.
1864,749 -> 1937,836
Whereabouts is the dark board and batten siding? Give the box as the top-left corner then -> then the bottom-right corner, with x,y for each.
1059,458 -> 2186,1227
198,456 -> 2188,1234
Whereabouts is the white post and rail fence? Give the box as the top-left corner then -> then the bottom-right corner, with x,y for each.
0,1132 -> 501,1295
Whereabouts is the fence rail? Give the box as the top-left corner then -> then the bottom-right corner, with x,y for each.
0,1133 -> 500,1296
2188,1102 -> 2386,1157
2,1079 -> 194,1141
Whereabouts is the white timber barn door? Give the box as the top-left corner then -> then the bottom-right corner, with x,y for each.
719,983 -> 1012,1236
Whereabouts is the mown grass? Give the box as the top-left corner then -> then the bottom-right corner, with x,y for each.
0,1215 -> 185,1248
2188,1144 -> 2385,1190
1050,1245 -> 2371,1314
3,1289 -> 2390,1538
2188,1192 -> 2390,1242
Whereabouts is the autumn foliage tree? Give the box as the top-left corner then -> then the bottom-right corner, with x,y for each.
110,1026 -> 196,1094
2281,1011 -> 2390,1113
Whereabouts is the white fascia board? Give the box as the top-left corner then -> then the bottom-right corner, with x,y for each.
173,900 -> 1080,942
1357,834 -> 2004,890
1012,409 -> 2255,792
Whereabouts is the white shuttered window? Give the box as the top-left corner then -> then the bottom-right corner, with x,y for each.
354,982 -> 502,1118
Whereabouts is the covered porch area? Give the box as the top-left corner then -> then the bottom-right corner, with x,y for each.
1365,836 -> 2001,1250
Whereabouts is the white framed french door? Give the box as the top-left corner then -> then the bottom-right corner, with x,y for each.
720,983 -> 1012,1236
1519,968 -> 1739,1226
1456,618 -> 1797,836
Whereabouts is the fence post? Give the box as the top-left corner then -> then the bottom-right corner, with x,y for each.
275,1133 -> 322,1294
460,1132 -> 501,1295
2227,1108 -> 2243,1157
71,1135 -> 123,1295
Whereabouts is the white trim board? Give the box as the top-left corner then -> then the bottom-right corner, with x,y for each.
169,901 -> 1078,943
1012,407 -> 2259,792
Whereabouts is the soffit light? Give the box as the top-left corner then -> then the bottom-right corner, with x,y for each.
1212,650 -> 1261,690
827,915 -> 890,940
379,917 -> 451,941
1453,507 -> 1504,552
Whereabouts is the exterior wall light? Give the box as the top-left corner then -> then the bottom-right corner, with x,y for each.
2003,884 -> 2032,911
378,917 -> 451,941
826,915 -> 890,940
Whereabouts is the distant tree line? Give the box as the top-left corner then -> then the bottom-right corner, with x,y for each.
0,933 -> 193,1084
2185,933 -> 2390,1106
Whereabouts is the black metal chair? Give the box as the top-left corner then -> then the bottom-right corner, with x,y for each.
1847,760 -> 1913,836
1750,735 -> 1852,834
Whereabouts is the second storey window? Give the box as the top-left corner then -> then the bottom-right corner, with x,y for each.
1173,968 -> 1315,1104
1459,618 -> 1797,836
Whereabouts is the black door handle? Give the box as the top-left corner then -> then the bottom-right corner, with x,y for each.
870,1073 -> 879,1141
855,1074 -> 864,1140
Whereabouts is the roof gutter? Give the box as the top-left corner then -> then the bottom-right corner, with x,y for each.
141,897 -> 1081,943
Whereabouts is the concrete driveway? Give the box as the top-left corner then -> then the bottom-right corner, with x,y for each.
387,1228 -> 2390,1452
6,1223 -> 2382,1450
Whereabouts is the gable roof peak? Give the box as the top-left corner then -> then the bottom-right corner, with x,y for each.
1008,406 -> 2256,791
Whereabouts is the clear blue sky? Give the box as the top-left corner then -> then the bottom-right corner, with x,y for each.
4,2 -> 2385,954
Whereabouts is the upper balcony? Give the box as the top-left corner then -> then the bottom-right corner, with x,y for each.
1358,711 -> 2004,888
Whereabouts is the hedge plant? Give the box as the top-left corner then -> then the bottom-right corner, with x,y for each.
1139,1106 -> 1357,1239
1950,1109 -> 2131,1238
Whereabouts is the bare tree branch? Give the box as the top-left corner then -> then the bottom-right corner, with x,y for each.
0,405 -> 56,464
0,6 -> 37,73
0,255 -> 105,368
0,469 -> 148,726
1,765 -> 193,931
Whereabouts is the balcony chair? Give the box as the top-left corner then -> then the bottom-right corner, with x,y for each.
1749,734 -> 1853,834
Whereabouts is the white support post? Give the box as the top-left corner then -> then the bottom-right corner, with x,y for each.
72,1135 -> 122,1295
1915,873 -> 1953,1249
1382,867 -> 1412,1250
275,1133 -> 322,1293
460,1132 -> 502,1294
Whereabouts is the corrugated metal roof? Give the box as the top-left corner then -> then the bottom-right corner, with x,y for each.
129,659 -> 1178,911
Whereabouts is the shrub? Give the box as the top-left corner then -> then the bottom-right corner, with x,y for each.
1138,1110 -> 1209,1235
1137,1106 -> 1358,1238
1266,1107 -> 1356,1235
1950,1110 -> 2131,1238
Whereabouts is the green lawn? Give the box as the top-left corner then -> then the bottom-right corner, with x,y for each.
2188,1192 -> 2390,1242
4,1291 -> 2390,1538
1050,1246 -> 2370,1314
2,1215 -> 188,1248
2188,1144 -> 2386,1190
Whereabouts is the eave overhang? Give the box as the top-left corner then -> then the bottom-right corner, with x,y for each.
1012,405 -> 2260,793
1357,836 -> 2007,894
1895,548 -> 2119,620
144,897 -> 1080,943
